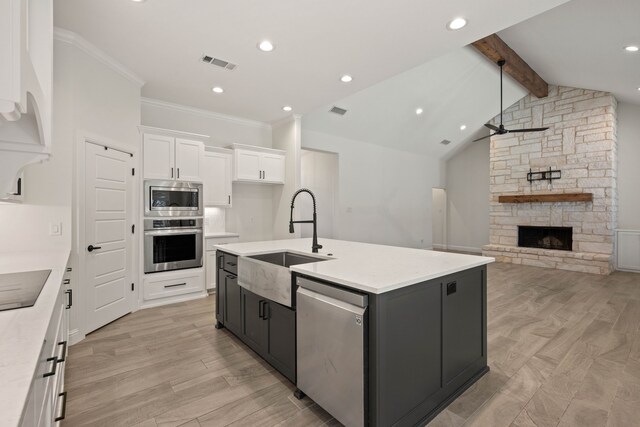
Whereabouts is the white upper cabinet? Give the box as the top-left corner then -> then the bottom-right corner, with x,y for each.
203,148 -> 232,207
261,152 -> 286,184
141,128 -> 207,182
175,138 -> 204,182
143,134 -> 174,180
0,0 -> 53,199
232,144 -> 285,185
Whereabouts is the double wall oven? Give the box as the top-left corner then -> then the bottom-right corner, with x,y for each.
144,180 -> 204,274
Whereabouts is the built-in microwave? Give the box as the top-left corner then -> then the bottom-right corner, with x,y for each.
144,218 -> 203,273
144,180 -> 203,217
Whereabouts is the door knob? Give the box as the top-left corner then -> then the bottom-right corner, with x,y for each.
87,244 -> 102,252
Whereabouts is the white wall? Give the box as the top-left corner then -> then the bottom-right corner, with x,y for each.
300,149 -> 339,239
141,98 -> 276,243
301,129 -> 441,249
617,101 -> 640,230
272,117 -> 302,240
16,37 -> 142,342
141,99 -> 272,149
445,140 -> 490,253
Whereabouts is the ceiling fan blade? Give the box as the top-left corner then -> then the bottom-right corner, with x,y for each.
507,127 -> 549,133
473,132 -> 496,142
484,123 -> 500,131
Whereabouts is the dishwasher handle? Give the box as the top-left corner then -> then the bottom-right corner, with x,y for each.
297,277 -> 368,308
297,287 -> 368,317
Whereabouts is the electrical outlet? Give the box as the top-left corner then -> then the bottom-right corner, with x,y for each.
49,222 -> 62,236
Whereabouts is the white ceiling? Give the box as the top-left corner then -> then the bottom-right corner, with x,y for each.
499,0 -> 640,106
302,47 -> 527,156
54,0 -> 568,123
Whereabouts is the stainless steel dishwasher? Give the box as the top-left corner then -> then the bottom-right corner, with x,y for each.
296,277 -> 368,427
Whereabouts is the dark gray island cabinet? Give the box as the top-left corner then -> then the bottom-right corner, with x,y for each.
214,239 -> 491,427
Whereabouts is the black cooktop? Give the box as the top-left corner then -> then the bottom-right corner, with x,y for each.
0,269 -> 52,312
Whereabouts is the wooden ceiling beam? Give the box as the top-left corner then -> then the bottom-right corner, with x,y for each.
472,34 -> 549,98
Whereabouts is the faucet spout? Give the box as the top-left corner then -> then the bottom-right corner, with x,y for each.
289,188 -> 323,253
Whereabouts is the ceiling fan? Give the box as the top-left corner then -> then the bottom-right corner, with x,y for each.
473,59 -> 549,142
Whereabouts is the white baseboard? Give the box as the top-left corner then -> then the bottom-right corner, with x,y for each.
432,244 -> 446,250
446,245 -> 483,254
68,328 -> 85,346
138,291 -> 208,310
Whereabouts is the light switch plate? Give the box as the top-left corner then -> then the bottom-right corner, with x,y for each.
49,222 -> 62,236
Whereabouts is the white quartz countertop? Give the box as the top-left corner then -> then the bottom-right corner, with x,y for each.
0,246 -> 71,427
214,238 -> 494,294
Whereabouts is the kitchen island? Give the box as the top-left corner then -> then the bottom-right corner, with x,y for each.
214,238 -> 493,427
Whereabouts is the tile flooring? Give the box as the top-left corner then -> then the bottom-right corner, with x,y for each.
63,263 -> 640,426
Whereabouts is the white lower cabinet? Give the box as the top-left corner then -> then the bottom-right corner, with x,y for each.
21,263 -> 71,427
143,269 -> 205,302
205,236 -> 239,291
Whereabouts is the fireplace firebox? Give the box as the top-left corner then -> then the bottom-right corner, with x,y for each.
518,226 -> 573,251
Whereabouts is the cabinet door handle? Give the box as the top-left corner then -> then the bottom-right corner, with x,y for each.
264,301 -> 270,320
263,170 -> 266,180
65,289 -> 73,309
446,281 -> 457,295
63,278 -> 70,285
177,168 -> 180,179
259,300 -> 265,319
55,391 -> 68,422
66,267 -> 72,272
171,167 -> 174,178
57,341 -> 68,363
164,282 -> 187,288
228,195 -> 231,204
43,356 -> 58,377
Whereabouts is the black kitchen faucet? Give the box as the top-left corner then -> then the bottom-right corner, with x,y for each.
289,188 -> 322,253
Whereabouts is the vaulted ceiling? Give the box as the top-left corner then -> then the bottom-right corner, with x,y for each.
499,0 -> 640,107
54,0 -> 568,123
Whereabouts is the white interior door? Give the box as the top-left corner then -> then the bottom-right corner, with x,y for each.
431,188 -> 447,250
84,142 -> 134,333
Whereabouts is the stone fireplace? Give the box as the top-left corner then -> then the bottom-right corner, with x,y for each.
482,86 -> 617,275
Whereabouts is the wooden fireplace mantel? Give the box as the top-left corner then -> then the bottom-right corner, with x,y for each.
498,193 -> 593,203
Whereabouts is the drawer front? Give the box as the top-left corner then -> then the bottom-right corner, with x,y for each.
223,253 -> 238,275
144,272 -> 204,301
205,237 -> 239,251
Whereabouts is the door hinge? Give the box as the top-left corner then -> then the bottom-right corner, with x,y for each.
131,224 -> 135,234
132,168 -> 135,176
131,283 -> 135,291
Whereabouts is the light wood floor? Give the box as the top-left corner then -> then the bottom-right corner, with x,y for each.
63,263 -> 640,427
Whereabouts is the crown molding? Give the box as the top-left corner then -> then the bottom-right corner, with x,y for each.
140,97 -> 271,130
270,114 -> 302,128
53,27 -> 145,88
137,125 -> 209,141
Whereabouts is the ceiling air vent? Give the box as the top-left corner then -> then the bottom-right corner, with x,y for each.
329,106 -> 348,116
201,55 -> 237,71
440,139 -> 451,145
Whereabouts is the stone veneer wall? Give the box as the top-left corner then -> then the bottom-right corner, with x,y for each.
482,86 -> 617,275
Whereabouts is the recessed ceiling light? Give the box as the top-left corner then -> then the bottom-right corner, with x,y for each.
460,125 -> 467,130
212,86 -> 224,94
416,108 -> 423,115
624,46 -> 639,52
340,75 -> 353,83
131,0 -> 146,2
447,18 -> 467,30
282,105 -> 292,112
258,40 -> 275,52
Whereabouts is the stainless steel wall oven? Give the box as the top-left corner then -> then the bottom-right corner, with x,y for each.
144,218 -> 203,273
